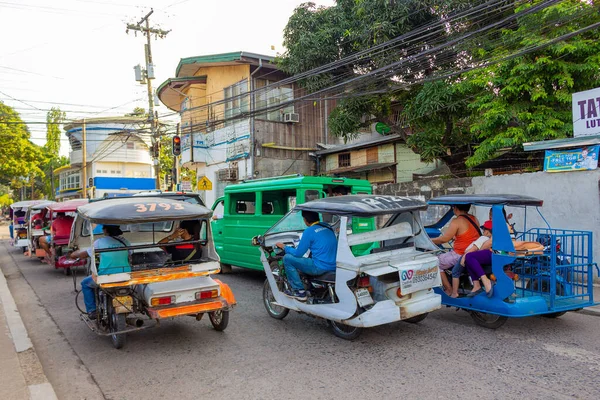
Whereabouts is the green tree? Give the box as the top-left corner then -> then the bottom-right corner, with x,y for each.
280,0 -> 600,172
0,102 -> 45,187
40,107 -> 67,199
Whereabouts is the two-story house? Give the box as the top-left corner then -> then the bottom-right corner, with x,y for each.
55,117 -> 156,199
157,51 -> 340,206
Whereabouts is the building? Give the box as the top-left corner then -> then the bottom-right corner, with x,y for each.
55,117 -> 156,199
315,131 -> 440,186
157,51 -> 340,206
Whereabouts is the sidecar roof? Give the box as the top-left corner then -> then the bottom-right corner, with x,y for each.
77,197 -> 212,224
49,199 -> 89,213
428,194 -> 543,207
294,195 -> 426,216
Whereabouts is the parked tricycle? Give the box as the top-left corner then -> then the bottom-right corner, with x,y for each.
70,197 -> 236,349
427,194 -> 599,329
10,200 -> 48,252
254,195 -> 442,340
25,201 -> 55,258
37,200 -> 89,275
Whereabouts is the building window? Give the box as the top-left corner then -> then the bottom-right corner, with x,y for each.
256,79 -> 294,121
126,142 -> 134,150
224,80 -> 249,125
60,171 -> 81,190
339,153 -> 351,168
367,147 -> 378,164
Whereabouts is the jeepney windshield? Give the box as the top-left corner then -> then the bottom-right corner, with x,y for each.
266,210 -> 339,235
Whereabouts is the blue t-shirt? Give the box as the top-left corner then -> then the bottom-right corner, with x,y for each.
285,223 -> 337,271
87,236 -> 131,275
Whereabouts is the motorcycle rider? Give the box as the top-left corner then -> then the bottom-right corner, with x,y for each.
69,225 -> 131,320
275,210 -> 337,301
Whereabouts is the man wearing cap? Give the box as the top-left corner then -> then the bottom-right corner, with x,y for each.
69,225 -> 131,319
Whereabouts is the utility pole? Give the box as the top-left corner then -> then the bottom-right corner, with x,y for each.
127,9 -> 170,190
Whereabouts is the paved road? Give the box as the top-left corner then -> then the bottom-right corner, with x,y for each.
3,241 -> 600,400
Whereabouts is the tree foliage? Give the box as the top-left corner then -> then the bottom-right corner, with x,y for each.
0,102 -> 45,186
279,0 -> 600,172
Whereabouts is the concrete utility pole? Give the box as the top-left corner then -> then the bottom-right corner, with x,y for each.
127,9 -> 170,189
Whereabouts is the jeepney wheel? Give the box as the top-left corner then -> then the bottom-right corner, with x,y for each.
327,320 -> 362,340
109,310 -> 127,349
219,263 -> 232,274
263,279 -> 289,320
209,310 -> 229,331
470,312 -> 507,329
403,313 -> 429,324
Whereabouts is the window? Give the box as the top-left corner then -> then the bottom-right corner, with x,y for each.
61,171 -> 81,190
126,142 -> 135,150
231,193 -> 256,215
339,153 -> 351,168
224,80 -> 249,125
367,147 -> 378,164
256,79 -> 294,121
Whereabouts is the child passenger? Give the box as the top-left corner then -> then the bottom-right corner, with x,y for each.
449,220 -> 492,298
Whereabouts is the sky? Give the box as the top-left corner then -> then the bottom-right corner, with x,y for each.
0,0 -> 335,156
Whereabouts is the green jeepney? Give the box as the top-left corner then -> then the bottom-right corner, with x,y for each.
211,175 -> 373,272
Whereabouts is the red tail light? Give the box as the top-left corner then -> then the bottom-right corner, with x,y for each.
358,275 -> 370,287
195,289 -> 218,300
151,296 -> 174,306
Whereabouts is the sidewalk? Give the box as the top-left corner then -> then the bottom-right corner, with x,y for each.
579,283 -> 600,317
0,249 -> 58,400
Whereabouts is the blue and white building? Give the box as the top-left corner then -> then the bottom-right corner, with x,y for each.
55,117 -> 156,199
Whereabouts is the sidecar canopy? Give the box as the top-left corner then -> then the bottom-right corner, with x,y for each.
77,197 -> 212,224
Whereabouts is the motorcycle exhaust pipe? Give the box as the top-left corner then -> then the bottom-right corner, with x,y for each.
126,318 -> 144,328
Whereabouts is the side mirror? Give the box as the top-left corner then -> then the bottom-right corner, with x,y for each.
252,235 -> 263,246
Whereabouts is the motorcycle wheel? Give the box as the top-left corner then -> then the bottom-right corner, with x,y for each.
262,279 -> 289,320
209,310 -> 229,331
470,312 -> 507,329
403,313 -> 429,324
109,311 -> 127,349
328,320 -> 362,340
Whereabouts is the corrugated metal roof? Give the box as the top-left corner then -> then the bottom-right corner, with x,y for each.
315,134 -> 403,156
523,135 -> 600,151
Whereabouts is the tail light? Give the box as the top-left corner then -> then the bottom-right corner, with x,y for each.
396,288 -> 402,297
195,289 -> 218,300
151,296 -> 175,306
358,275 -> 373,292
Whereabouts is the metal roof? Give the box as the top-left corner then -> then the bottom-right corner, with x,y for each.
49,199 -> 89,212
77,197 -> 212,224
315,134 -> 403,156
428,194 -> 543,207
156,76 -> 208,112
523,135 -> 600,151
294,195 -> 427,216
175,51 -> 276,78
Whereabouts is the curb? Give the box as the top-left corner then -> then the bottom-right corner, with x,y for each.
0,267 -> 58,400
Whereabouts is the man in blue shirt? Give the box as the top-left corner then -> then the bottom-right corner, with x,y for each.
69,225 -> 131,319
276,210 -> 337,301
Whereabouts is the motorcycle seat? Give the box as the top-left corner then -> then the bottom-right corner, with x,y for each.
312,271 -> 336,283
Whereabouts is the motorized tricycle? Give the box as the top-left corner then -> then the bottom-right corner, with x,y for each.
25,201 -> 55,258
254,195 -> 442,340
427,194 -> 599,329
35,200 -> 89,275
71,197 -> 236,349
10,200 -> 47,252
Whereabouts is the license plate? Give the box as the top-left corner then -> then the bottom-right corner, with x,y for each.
355,288 -> 374,307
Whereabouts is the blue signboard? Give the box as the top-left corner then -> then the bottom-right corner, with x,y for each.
544,145 -> 599,172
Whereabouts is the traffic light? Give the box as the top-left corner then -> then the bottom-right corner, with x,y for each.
172,135 -> 181,156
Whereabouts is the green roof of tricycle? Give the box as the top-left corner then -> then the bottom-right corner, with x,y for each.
429,194 -> 543,207
223,175 -> 372,194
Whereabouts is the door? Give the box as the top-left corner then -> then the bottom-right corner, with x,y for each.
211,198 -> 225,260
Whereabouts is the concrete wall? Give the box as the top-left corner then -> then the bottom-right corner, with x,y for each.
375,169 -> 600,280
